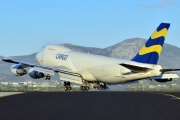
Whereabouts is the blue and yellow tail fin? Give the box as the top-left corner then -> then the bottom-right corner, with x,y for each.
132,23 -> 170,64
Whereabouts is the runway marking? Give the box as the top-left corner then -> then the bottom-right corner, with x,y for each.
160,93 -> 180,100
164,94 -> 180,100
156,93 -> 164,95
0,92 -> 24,98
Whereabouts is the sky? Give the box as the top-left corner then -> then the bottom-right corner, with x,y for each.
0,0 -> 180,56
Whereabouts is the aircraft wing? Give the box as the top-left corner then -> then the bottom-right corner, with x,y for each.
2,58 -> 37,67
2,58 -> 82,78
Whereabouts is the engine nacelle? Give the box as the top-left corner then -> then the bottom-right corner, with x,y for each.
10,64 -> 27,76
28,68 -> 44,79
155,78 -> 172,83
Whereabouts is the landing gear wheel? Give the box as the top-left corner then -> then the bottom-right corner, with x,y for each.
47,76 -> 51,80
100,84 -> 103,90
80,80 -> 90,91
66,86 -> 71,91
44,75 -> 51,80
83,86 -> 86,91
80,86 -> 83,90
86,86 -> 90,91
80,85 -> 90,91
64,81 -> 72,91
65,86 -> 68,91
94,82 -> 107,90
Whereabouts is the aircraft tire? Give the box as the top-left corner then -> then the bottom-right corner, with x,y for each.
67,86 -> 71,91
84,86 -> 89,91
65,87 -> 68,91
67,82 -> 71,86
82,86 -> 86,91
44,76 -> 51,80
80,86 -> 83,90
86,87 -> 89,91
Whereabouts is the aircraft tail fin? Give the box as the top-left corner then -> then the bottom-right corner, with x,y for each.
132,23 -> 170,64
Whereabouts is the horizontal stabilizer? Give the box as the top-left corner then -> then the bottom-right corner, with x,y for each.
120,63 -> 152,73
150,73 -> 179,79
160,69 -> 180,72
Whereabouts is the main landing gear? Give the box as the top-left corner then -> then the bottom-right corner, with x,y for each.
100,83 -> 108,90
80,80 -> 90,91
64,81 -> 72,91
80,85 -> 90,91
93,82 -> 108,90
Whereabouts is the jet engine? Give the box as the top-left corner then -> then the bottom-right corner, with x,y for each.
28,68 -> 45,79
10,64 -> 27,76
155,78 -> 172,83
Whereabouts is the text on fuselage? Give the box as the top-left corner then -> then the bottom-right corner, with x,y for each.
56,54 -> 68,60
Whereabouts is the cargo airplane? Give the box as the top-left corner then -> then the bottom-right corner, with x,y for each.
2,23 -> 180,91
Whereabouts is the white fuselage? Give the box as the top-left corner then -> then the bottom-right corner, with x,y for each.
36,44 -> 162,83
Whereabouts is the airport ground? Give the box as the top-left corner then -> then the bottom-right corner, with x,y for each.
0,92 -> 180,120
1,83 -> 180,92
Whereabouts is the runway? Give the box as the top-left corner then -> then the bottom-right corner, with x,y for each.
0,92 -> 180,120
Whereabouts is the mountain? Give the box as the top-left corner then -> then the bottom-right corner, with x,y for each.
0,38 -> 180,82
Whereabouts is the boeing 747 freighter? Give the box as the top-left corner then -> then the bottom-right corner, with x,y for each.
2,23 -> 180,91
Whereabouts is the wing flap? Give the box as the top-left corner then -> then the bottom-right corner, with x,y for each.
34,67 -> 55,75
59,73 -> 83,85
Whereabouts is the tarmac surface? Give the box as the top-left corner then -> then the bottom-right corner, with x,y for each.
0,92 -> 180,120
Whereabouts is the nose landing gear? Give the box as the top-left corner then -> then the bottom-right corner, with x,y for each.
44,75 -> 51,80
64,81 -> 72,91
